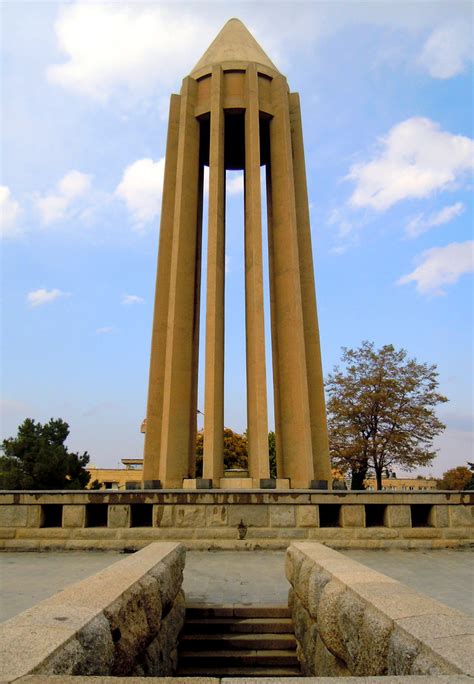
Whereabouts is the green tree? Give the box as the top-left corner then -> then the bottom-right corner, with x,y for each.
268,431 -> 277,479
195,428 -> 248,477
326,342 -> 448,490
0,418 -> 91,490
436,465 -> 472,490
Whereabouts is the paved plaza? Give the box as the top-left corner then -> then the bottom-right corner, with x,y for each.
1,548 -> 472,623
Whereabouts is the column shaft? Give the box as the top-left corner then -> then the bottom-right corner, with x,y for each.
244,63 -> 269,480
159,77 -> 201,487
268,75 -> 314,487
143,94 -> 181,485
203,66 -> 226,484
289,93 -> 331,483
265,166 -> 283,477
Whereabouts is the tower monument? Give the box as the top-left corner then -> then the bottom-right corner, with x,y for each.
142,19 -> 331,489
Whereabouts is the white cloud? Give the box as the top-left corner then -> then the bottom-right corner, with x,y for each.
418,22 -> 473,79
122,294 -> 144,305
227,173 -> 244,196
47,3 -> 216,102
27,288 -> 69,307
0,186 -> 22,238
406,202 -> 465,238
96,326 -> 114,335
36,170 -> 92,225
115,158 -> 164,230
347,118 -> 474,211
397,240 -> 474,295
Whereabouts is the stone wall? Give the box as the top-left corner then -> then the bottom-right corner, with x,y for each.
286,541 -> 474,678
0,490 -> 472,550
0,542 -> 186,683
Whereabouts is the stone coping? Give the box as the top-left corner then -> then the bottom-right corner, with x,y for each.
0,542 -> 185,683
1,491 -> 470,504
14,675 -> 474,682
286,542 -> 474,678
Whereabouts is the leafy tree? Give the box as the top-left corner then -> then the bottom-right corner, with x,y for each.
268,431 -> 277,479
465,462 -> 474,490
436,465 -> 472,490
326,342 -> 448,490
195,427 -> 248,477
0,418 -> 91,490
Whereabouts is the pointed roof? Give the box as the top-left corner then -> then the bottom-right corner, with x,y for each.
191,18 -> 279,75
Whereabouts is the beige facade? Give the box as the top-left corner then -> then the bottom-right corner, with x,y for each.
143,19 -> 331,489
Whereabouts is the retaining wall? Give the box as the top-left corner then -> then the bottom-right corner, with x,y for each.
0,490 -> 472,550
0,542 -> 186,683
286,541 -> 474,678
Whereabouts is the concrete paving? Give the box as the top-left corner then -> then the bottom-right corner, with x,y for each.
0,550 -> 122,622
1,548 -> 472,623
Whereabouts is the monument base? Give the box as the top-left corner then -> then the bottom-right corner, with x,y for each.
142,480 -> 162,490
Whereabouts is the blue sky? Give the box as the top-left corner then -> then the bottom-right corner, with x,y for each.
1,1 -> 473,476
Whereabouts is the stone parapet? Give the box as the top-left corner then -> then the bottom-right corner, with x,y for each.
13,674 -> 474,682
0,490 -> 472,550
286,541 -> 474,678
0,542 -> 186,683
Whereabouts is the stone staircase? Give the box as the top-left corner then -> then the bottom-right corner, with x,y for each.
176,603 -> 301,677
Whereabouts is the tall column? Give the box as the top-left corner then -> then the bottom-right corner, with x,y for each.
289,93 -> 331,484
244,64 -> 270,481
268,75 -> 314,488
265,166 -> 283,477
203,66 -> 226,485
143,94 -> 181,486
159,77 -> 201,487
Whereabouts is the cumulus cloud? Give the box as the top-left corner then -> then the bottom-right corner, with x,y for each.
0,186 -> 22,238
418,22 -> 473,79
47,3 -> 216,102
397,240 -> 474,295
36,170 -> 92,225
115,158 -> 165,230
405,202 -> 465,238
347,118 -> 474,211
27,288 -> 69,307
122,294 -> 144,305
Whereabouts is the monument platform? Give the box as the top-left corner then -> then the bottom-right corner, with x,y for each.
0,489 -> 472,551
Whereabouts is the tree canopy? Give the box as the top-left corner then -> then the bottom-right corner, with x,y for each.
0,418 -> 91,490
196,427 -> 248,477
437,464 -> 473,490
326,341 -> 448,490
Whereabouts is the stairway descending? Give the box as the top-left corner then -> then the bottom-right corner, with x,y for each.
177,603 -> 301,677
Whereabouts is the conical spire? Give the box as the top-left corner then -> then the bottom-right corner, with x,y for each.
191,18 -> 279,75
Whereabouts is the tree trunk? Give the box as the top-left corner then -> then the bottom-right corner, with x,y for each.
351,462 -> 368,490
375,468 -> 383,490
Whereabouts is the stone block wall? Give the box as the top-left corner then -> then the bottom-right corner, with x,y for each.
286,541 -> 474,678
0,542 -> 186,683
0,490 -> 472,550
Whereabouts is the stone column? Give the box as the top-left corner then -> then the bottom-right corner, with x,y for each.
203,66 -> 226,485
143,94 -> 181,487
244,63 -> 270,481
266,166 -> 283,478
268,75 -> 314,488
159,77 -> 202,488
289,93 -> 331,486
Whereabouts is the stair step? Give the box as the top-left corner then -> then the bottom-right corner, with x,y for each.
183,617 -> 294,634
176,666 -> 302,676
178,648 -> 299,667
186,603 -> 291,618
180,632 -> 296,650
